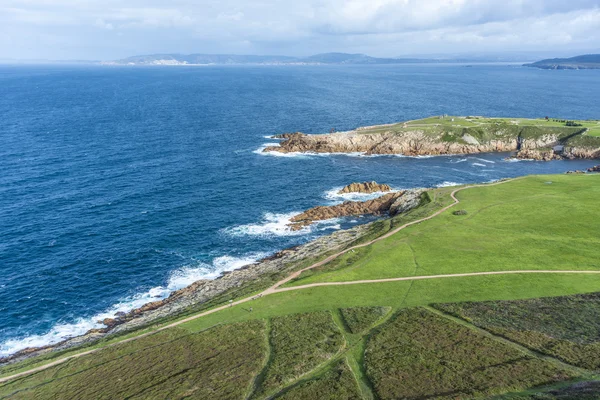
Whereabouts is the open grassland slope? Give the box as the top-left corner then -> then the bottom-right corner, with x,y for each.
286,174 -> 600,287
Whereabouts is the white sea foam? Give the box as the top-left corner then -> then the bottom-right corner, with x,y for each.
473,157 -> 496,164
472,162 -> 487,167
450,158 -> 468,164
504,157 -> 534,162
223,212 -> 342,238
0,252 -> 267,357
436,181 -> 462,188
323,187 -> 400,203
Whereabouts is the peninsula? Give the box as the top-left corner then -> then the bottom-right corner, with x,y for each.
264,116 -> 600,160
524,54 -> 600,70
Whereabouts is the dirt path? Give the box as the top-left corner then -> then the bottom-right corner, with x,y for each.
272,270 -> 600,293
2,177 -> 598,384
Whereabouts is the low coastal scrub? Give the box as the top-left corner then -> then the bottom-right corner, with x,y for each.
0,321 -> 267,399
340,306 -> 390,334
493,381 -> 600,399
254,311 -> 344,397
364,308 -> 572,400
434,293 -> 600,369
275,360 -> 361,400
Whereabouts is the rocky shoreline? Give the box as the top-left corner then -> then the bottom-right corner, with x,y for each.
264,128 -> 600,160
0,185 -> 425,366
288,189 -> 424,231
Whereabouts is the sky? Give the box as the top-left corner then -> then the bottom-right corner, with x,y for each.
1,0 -> 600,60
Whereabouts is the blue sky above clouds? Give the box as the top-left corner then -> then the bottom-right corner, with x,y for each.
1,0 -> 599,60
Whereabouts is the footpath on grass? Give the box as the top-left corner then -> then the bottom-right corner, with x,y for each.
3,177 -> 599,384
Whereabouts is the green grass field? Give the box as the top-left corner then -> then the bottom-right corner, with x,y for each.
2,174 -> 600,399
356,116 -> 600,147
286,174 -> 600,287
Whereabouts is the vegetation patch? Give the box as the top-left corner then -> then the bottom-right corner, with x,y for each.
0,321 -> 267,400
340,306 -> 390,334
434,293 -> 600,369
274,360 -> 361,400
494,381 -> 600,399
255,311 -> 344,397
364,308 -> 573,400
453,209 -> 468,215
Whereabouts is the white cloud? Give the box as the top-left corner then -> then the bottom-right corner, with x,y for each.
0,0 -> 599,59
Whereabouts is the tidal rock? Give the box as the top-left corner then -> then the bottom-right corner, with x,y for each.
338,181 -> 392,194
566,170 -> 586,174
588,165 -> 600,172
515,149 -> 562,161
288,192 -> 403,231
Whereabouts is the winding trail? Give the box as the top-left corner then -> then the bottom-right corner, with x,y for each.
3,177 -> 600,385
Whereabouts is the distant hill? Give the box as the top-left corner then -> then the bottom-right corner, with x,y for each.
106,52 -> 442,66
524,54 -> 600,70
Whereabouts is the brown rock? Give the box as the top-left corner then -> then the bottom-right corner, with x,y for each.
515,149 -> 562,161
338,181 -> 392,194
588,165 -> 600,172
288,192 -> 403,230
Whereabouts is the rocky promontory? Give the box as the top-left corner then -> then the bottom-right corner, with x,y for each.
338,181 -> 392,194
288,189 -> 424,231
262,118 -> 600,159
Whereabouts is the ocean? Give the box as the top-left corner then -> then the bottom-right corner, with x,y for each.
1,63 -> 599,356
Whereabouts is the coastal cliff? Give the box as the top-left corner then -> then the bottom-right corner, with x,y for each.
263,117 -> 600,159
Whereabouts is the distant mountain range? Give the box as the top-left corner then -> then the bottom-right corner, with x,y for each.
524,54 -> 600,70
105,52 -> 439,65
105,52 -> 526,66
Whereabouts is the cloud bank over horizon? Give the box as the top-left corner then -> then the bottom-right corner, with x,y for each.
1,0 -> 599,60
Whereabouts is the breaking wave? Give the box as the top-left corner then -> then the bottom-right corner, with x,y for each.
0,252 -> 267,357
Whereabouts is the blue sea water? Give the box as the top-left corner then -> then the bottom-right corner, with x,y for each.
1,64 -> 599,356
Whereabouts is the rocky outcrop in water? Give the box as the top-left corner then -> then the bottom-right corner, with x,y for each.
288,193 -> 401,231
338,181 -> 392,194
589,165 -> 600,172
288,189 -> 425,231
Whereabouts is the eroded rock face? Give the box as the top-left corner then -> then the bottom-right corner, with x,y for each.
338,181 -> 392,194
263,128 -> 600,160
263,131 -> 532,156
389,189 -> 426,216
288,193 -> 403,231
515,149 -> 562,161
287,189 -> 426,230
